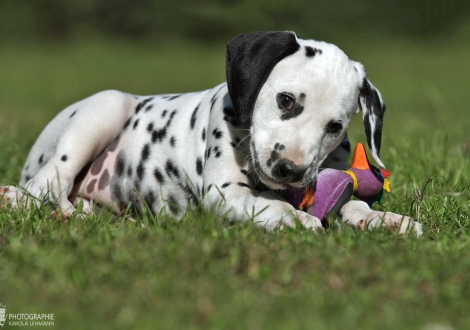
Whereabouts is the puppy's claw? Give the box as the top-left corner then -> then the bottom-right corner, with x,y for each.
296,211 -> 323,233
357,219 -> 366,230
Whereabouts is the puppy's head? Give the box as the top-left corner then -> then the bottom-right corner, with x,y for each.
226,31 -> 386,189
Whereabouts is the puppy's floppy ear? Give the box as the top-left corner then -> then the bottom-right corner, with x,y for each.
358,78 -> 386,169
226,31 -> 300,125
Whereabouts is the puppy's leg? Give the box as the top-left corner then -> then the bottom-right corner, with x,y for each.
339,200 -> 423,236
10,90 -> 138,214
205,184 -> 323,232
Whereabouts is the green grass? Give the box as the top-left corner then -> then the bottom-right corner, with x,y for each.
1,26 -> 470,329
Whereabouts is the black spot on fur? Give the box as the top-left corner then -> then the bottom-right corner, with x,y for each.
274,143 -> 285,151
221,182 -> 231,188
136,97 -> 154,113
136,163 -> 145,180
181,183 -> 198,204
154,167 -> 164,184
161,110 -> 167,118
127,166 -> 133,177
280,104 -> 304,121
237,182 -> 251,188
61,155 -> 68,162
141,144 -> 150,161
214,147 -> 222,158
133,119 -> 140,129
123,117 -> 131,129
169,109 -> 177,121
152,127 -> 167,143
196,157 -> 203,176
202,128 -> 206,141
116,153 -> 125,177
167,194 -> 180,214
190,105 -> 199,130
147,122 -> 154,132
69,110 -> 77,118
240,169 -> 249,176
305,46 -> 322,57
167,94 -> 182,101
145,104 -> 154,112
210,94 -> 218,111
144,191 -> 156,210
170,136 -> 176,147
212,128 -> 223,139
205,147 -> 211,160
38,154 -> 44,164
165,159 -> 180,178
266,150 -> 280,167
25,175 -> 31,181
151,110 -> 177,143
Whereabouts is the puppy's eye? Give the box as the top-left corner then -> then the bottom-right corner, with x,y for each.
278,94 -> 295,111
326,121 -> 343,134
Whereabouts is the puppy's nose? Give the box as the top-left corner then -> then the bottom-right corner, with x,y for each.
272,158 -> 308,183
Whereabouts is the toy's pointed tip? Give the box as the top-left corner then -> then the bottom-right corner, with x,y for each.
350,142 -> 370,170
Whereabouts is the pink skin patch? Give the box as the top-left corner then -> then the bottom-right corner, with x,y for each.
70,140 -> 123,213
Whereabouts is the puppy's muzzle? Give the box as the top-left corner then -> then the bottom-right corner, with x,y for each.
271,158 -> 308,184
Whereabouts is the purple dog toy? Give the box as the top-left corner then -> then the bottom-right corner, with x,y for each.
281,143 -> 390,223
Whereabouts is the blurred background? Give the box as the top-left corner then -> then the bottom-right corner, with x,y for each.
1,0 -> 470,42
1,4 -> 470,327
0,0 -> 469,191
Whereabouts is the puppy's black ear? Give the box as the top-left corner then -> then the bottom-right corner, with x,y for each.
226,31 -> 300,125
358,78 -> 386,168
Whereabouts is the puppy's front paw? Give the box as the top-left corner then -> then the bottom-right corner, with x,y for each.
368,211 -> 423,236
340,201 -> 423,236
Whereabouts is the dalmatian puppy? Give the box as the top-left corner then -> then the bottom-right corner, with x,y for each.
0,31 -> 422,235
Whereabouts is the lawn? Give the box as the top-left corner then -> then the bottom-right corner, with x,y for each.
0,26 -> 470,329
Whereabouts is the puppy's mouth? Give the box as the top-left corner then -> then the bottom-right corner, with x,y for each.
254,164 -> 287,189
252,147 -> 317,189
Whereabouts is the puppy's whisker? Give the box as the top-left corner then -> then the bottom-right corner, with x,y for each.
236,134 -> 251,149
